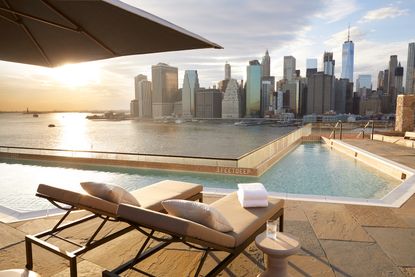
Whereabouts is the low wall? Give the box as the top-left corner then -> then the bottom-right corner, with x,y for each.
372,134 -> 415,149
237,124 -> 311,168
321,137 -> 413,180
0,125 -> 312,177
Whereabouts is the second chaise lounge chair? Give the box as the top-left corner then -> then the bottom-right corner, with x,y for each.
25,180 -> 203,277
103,192 -> 284,277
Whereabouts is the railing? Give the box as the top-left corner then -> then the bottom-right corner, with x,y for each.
310,120 -> 394,139
329,120 -> 343,140
356,120 -> 375,140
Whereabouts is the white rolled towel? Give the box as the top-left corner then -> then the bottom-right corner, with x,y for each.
237,190 -> 268,208
237,183 -> 268,200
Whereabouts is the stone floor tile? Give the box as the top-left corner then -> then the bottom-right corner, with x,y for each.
285,220 -> 326,257
399,267 -> 415,277
0,242 -> 67,276
346,205 -> 409,228
285,207 -> 308,222
320,240 -> 405,277
365,227 -> 415,267
0,223 -> 25,250
288,255 -> 335,277
51,260 -> 105,277
304,204 -> 373,242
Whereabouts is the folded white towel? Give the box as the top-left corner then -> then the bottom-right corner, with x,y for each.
237,190 -> 268,207
237,183 -> 268,200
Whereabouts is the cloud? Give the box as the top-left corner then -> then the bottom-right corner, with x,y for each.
359,6 -> 409,23
315,0 -> 359,23
324,26 -> 368,48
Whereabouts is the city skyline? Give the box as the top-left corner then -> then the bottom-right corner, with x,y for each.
0,0 -> 414,111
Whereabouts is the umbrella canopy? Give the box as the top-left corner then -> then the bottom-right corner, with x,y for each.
0,0 -> 222,67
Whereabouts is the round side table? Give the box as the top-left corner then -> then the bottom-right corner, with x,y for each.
255,232 -> 301,277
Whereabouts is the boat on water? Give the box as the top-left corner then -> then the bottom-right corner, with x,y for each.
33,114 -> 39,117
48,124 -> 55,127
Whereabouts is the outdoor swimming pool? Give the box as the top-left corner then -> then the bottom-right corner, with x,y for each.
0,143 -> 400,212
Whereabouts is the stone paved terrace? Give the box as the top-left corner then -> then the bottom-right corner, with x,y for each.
0,139 -> 415,276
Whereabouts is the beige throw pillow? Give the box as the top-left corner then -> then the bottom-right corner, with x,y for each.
162,200 -> 233,232
80,182 -> 140,206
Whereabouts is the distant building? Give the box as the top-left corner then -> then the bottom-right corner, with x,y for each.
323,52 -> 335,76
306,72 -> 335,114
282,79 -> 306,116
133,74 -> 152,118
222,79 -> 241,118
341,26 -> 354,82
134,74 -> 147,100
387,55 -> 398,94
261,50 -> 271,77
383,69 -> 389,94
260,76 -> 275,117
138,80 -> 152,118
195,88 -> 222,118
395,63 -> 404,95
151,63 -> 178,118
130,99 -> 139,117
182,70 -> 199,118
245,60 -> 262,117
377,71 -> 384,91
306,58 -> 318,69
334,78 -> 353,114
283,56 -> 296,82
356,74 -> 372,92
225,62 -> 231,80
405,42 -> 415,94
359,91 -> 381,115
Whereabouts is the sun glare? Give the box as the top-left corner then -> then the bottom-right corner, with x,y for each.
51,63 -> 101,87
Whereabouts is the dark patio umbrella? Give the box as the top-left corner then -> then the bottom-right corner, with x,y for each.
0,0 -> 222,67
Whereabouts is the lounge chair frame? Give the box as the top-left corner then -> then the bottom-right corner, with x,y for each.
25,191 -> 203,277
102,207 -> 284,277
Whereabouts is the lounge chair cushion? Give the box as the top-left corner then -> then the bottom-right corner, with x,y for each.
80,182 -> 140,206
162,200 -> 233,232
131,180 -> 203,211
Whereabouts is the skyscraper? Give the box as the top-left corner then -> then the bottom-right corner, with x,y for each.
323,52 -> 335,76
137,79 -> 152,118
260,76 -> 275,117
377,71 -> 384,91
182,70 -> 199,117
383,69 -> 389,94
306,58 -> 318,78
406,42 -> 415,94
225,62 -> 231,80
356,74 -> 372,91
262,50 -> 271,77
341,26 -> 354,82
283,56 -> 296,82
195,88 -> 222,118
134,74 -> 147,100
246,60 -> 262,117
395,62 -> 404,95
151,63 -> 178,118
306,72 -> 335,115
222,79 -> 241,118
387,55 -> 398,95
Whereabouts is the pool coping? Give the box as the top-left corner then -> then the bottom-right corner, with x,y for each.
2,137 -> 414,223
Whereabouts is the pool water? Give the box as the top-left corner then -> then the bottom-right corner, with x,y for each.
0,143 -> 400,211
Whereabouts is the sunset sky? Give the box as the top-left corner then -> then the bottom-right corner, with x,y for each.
0,0 -> 414,111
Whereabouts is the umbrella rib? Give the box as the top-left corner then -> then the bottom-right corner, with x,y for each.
0,6 -> 79,33
41,0 -> 117,57
2,0 -> 52,66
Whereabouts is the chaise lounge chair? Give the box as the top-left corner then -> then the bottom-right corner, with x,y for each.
25,180 -> 203,277
102,192 -> 284,277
